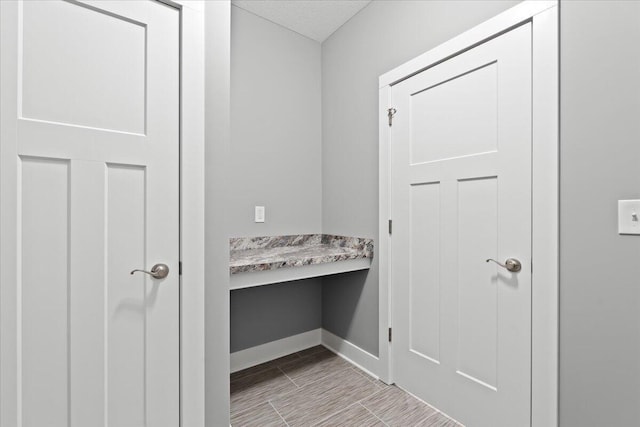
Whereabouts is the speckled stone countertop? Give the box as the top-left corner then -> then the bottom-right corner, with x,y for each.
230,234 -> 374,274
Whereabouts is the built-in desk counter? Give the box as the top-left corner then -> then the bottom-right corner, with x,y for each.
229,234 -> 373,290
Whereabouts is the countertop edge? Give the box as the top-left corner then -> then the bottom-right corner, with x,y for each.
229,234 -> 374,275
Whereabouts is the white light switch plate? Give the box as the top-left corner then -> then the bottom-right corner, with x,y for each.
255,206 -> 265,223
618,200 -> 640,234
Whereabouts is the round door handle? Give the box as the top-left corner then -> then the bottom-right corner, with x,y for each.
486,258 -> 522,272
130,263 -> 170,279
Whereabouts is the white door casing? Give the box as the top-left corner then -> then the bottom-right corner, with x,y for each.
1,1 -> 180,426
390,23 -> 531,427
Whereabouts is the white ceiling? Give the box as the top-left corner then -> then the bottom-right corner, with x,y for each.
231,0 -> 372,43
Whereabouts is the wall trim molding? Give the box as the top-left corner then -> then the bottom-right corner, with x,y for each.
230,328 -> 380,380
171,2 -> 207,426
230,329 -> 322,373
321,329 -> 380,380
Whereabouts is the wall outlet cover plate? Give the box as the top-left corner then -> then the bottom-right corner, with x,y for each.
255,206 -> 265,223
618,199 -> 640,235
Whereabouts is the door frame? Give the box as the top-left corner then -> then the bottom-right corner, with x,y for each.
169,1 -> 207,426
377,1 -> 558,426
0,1 -> 207,425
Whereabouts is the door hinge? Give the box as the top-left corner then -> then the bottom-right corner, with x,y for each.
388,327 -> 392,342
179,261 -> 182,276
388,219 -> 392,234
387,107 -> 397,127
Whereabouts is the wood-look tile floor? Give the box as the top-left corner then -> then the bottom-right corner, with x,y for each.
230,345 -> 463,427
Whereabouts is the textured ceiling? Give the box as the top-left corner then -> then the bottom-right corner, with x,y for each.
231,0 -> 372,42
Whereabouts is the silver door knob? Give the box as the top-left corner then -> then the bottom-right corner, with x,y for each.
130,263 -> 169,279
486,258 -> 522,272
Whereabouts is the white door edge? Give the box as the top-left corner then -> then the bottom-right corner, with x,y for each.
377,2 -> 559,427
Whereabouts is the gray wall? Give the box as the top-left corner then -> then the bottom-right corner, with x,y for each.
230,6 -> 322,238
560,1 -> 640,425
321,0 -> 519,356
231,280 -> 322,353
230,6 -> 323,352
205,1 -> 231,425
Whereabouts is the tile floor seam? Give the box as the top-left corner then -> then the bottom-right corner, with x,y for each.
273,369 -> 380,426
360,402 -> 391,427
273,367 -> 360,403
308,401 -> 361,427
268,400 -> 291,427
349,366 -> 382,388
231,347 -> 460,427
231,368 -> 299,416
356,386 -> 385,405
230,367 -> 299,416
277,366 -> 301,388
356,384 -> 387,407
278,362 -> 349,391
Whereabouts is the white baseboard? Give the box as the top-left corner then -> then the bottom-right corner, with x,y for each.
321,329 -> 380,380
230,328 -> 321,373
230,328 -> 381,380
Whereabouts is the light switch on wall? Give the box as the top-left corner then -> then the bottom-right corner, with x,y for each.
618,200 -> 640,234
255,206 -> 265,223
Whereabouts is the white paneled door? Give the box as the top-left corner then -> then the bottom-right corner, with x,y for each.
390,24 -> 532,427
1,1 -> 180,426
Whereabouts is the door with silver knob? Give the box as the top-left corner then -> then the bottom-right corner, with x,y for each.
390,23 -> 532,427
486,258 -> 522,272
131,263 -> 170,279
0,1 -> 180,425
